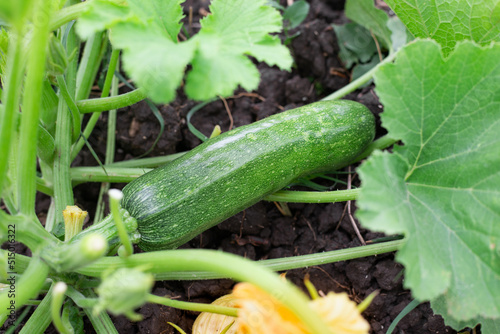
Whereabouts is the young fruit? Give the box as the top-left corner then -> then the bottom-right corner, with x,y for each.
74,100 -> 375,251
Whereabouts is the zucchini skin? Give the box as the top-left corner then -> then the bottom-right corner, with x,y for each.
121,100 -> 375,251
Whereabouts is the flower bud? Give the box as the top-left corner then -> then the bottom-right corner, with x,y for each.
94,268 -> 154,320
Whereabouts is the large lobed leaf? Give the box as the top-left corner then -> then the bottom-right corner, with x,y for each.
385,0 -> 500,56
76,0 -> 292,104
357,40 -> 500,330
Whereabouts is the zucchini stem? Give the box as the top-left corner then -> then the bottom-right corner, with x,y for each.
147,294 -> 238,317
109,189 -> 134,257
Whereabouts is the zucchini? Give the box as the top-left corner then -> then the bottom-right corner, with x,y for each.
78,100 -> 375,251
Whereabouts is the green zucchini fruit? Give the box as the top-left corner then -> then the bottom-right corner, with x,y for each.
77,100 -> 375,251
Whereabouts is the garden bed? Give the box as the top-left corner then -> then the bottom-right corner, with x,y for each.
65,1 -> 456,332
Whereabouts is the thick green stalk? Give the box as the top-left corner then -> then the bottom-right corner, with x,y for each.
71,49 -> 121,162
17,0 -> 54,216
100,49 -> 121,100
50,20 -> 79,233
108,190 -> 134,256
353,134 -> 398,163
75,31 -> 107,101
51,283 -> 71,334
19,285 -> 54,334
76,239 -> 405,280
85,250 -> 333,333
106,152 -> 186,168
0,256 -> 50,315
70,167 -> 153,183
0,32 -> 25,197
51,78 -> 76,234
49,1 -> 91,31
2,212 -> 59,252
76,88 -> 147,114
265,188 -> 359,203
147,294 -> 238,317
94,54 -> 120,222
56,75 -> 81,143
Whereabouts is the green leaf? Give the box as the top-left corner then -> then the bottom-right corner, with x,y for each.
200,0 -> 291,70
333,22 -> 378,68
283,0 -> 310,29
387,16 -> 413,51
185,32 -> 260,100
431,296 -> 500,332
76,0 -> 132,40
111,21 -> 195,103
351,55 -> 379,82
0,0 -> 34,27
0,27 -> 8,80
76,0 -> 291,104
385,0 -> 500,56
127,0 -> 184,42
357,40 -> 500,326
201,0 -> 282,41
345,0 -> 393,50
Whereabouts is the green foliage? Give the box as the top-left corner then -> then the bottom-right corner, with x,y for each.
338,0 -> 411,80
76,0 -> 292,103
334,23 -> 378,69
0,0 -> 34,27
283,0 -> 310,30
94,268 -> 154,319
345,0 -> 393,50
357,40 -> 500,327
385,0 -> 500,56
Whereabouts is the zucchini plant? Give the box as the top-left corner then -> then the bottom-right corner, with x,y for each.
0,0 -> 499,333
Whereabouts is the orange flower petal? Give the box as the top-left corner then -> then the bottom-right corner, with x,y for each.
309,292 -> 370,334
233,283 -> 370,334
233,283 -> 308,334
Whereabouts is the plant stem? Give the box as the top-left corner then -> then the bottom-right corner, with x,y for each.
80,289 -> 119,334
100,49 -> 121,100
51,283 -> 71,334
49,1 -> 91,31
353,134 -> 398,163
76,239 -> 405,280
18,284 -> 53,334
95,52 -> 120,222
265,188 -> 359,203
147,294 -> 238,317
65,286 -> 98,308
108,190 -> 134,257
321,50 -> 399,101
56,75 -> 81,143
71,48 -> 121,162
0,31 -> 25,197
105,152 -> 186,168
76,31 -> 107,101
0,256 -> 50,313
3,212 -> 59,253
50,26 -> 79,234
70,167 -> 153,183
17,0 -> 54,216
76,88 -> 147,114
86,250 -> 333,333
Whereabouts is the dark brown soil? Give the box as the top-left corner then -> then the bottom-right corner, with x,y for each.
9,1 -> 471,333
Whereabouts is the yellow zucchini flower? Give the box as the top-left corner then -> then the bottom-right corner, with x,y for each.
233,283 -> 369,334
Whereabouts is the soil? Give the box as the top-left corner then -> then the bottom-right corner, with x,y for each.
10,1 -> 478,333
